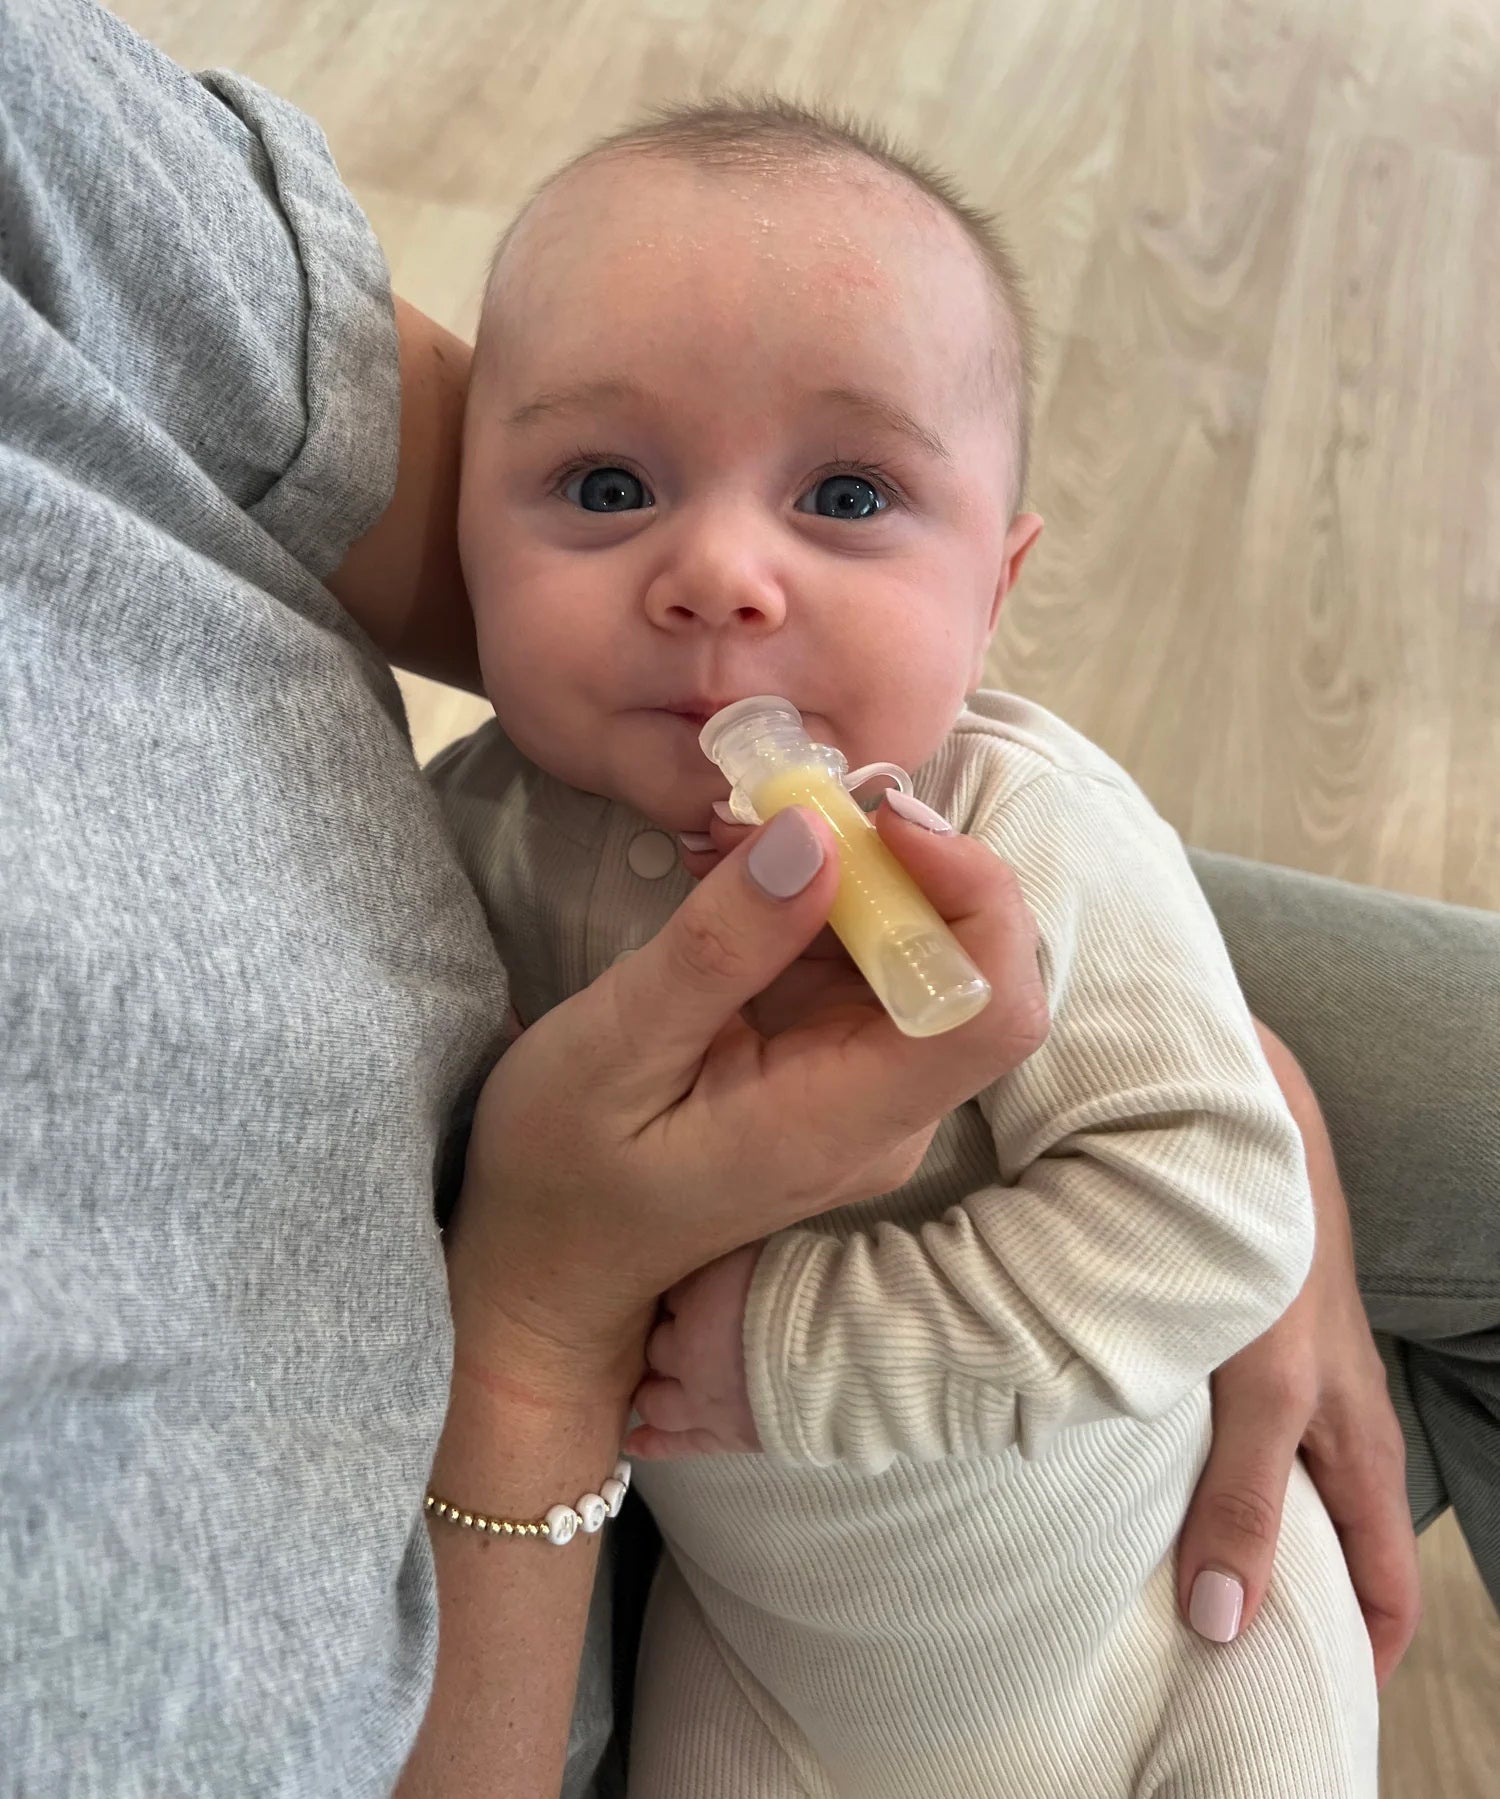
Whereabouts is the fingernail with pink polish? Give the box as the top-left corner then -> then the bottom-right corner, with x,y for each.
883,790 -> 954,834
1188,1569 -> 1245,1643
678,832 -> 715,852
747,808 -> 824,899
712,800 -> 738,824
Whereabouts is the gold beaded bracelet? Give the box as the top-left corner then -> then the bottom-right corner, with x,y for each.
425,1460 -> 631,1547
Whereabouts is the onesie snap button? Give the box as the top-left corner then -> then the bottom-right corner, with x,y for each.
627,830 -> 677,879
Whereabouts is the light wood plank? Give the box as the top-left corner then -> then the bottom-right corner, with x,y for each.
1198,119 -> 1487,896
1324,0 -> 1500,157
1448,162 -> 1500,909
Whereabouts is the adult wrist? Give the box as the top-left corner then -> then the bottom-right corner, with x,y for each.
429,1354 -> 631,1492
445,1245 -> 653,1414
428,1293 -> 638,1528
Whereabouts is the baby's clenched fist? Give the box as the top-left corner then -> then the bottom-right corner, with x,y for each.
625,1245 -> 763,1459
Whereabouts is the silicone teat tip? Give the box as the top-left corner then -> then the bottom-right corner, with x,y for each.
697,696 -> 802,763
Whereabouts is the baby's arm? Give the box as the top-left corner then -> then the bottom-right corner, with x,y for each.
744,771 -> 1314,1474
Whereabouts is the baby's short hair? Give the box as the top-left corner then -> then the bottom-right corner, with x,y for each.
490,96 -> 1034,509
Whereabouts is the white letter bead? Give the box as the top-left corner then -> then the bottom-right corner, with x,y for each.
545,1504 -> 581,1545
612,1460 -> 632,1495
576,1493 -> 608,1533
600,1477 -> 627,1518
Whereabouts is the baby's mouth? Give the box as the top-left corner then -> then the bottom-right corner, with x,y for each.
658,699 -> 740,728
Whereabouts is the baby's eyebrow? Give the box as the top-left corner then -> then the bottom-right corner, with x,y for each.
818,387 -> 950,462
507,379 -> 654,427
506,377 -> 950,461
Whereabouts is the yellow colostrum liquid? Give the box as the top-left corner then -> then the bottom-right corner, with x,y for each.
700,698 -> 992,1039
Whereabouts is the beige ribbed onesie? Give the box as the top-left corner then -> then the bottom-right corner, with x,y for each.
429,692 -> 1378,1798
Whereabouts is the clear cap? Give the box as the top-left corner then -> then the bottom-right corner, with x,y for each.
699,696 -> 915,822
697,696 -> 805,766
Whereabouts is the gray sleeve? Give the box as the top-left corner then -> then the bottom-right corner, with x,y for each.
1,3 -> 515,1794
0,0 -> 398,579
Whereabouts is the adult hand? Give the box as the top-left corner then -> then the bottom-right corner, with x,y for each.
445,801 -> 1048,1400
1178,1023 -> 1421,1686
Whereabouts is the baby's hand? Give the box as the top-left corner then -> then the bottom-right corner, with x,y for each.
625,1245 -> 762,1458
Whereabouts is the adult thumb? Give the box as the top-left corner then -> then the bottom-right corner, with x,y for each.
1176,1380 -> 1301,1646
600,806 -> 839,1083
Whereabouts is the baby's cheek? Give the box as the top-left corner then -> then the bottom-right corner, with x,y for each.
479,607 -> 569,716
852,665 -> 966,775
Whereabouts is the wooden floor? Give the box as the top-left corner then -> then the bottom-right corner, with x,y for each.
121,2 -> 1500,1791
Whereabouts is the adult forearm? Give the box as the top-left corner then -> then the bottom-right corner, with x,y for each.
397,1307 -> 635,1798
327,297 -> 483,691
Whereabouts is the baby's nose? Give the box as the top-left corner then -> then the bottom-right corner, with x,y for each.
643,537 -> 788,633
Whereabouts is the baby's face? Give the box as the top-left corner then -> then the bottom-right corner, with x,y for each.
460,153 -> 1039,833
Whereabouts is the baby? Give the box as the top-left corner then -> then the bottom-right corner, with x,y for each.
430,100 -> 1377,1797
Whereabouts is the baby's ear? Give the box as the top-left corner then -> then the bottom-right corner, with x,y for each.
986,512 -> 1044,635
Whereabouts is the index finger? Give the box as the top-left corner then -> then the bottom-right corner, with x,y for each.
1302,1426 -> 1421,1686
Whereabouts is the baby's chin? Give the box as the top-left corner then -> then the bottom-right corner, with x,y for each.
490,706 -> 723,831
546,753 -> 724,836
618,784 -> 724,836
600,737 -> 730,833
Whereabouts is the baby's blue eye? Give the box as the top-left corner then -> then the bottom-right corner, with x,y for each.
565,467 -> 652,512
798,475 -> 886,520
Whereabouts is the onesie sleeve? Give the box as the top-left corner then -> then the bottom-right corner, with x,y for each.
744,770 -> 1314,1473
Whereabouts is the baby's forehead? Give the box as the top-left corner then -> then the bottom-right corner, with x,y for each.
479,148 -> 1022,488
490,149 -> 998,350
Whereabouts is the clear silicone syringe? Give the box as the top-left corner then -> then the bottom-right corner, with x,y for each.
699,697 -> 992,1038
